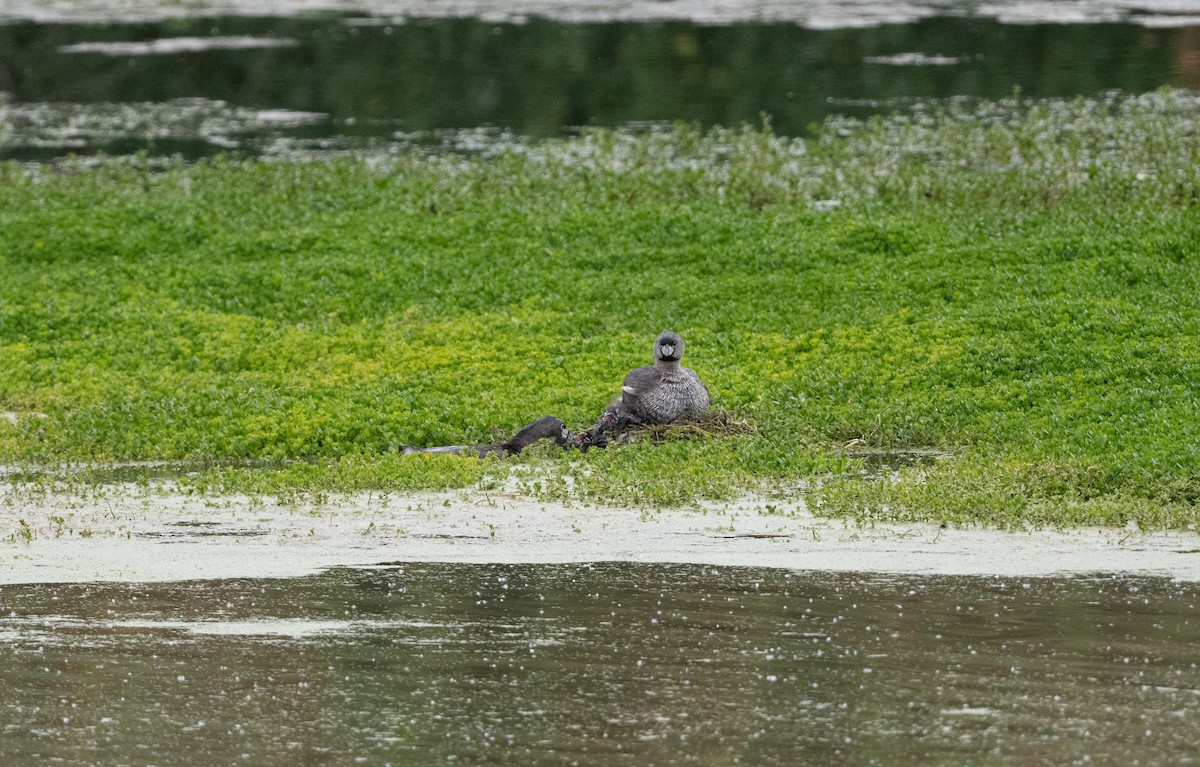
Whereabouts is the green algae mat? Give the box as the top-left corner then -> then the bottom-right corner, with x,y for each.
2,92 -> 1198,527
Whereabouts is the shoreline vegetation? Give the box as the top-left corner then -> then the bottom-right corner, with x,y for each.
2,90 -> 1198,528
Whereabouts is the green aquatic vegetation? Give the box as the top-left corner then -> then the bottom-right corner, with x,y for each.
1,91 -> 1199,527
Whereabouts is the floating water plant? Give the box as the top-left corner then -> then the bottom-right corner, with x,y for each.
1,91 -> 1198,526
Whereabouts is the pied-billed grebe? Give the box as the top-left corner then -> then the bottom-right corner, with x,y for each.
575,330 -> 710,450
619,330 -> 710,424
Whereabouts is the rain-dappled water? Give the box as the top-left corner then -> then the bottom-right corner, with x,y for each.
3,1 -> 1200,160
2,562 -> 1198,766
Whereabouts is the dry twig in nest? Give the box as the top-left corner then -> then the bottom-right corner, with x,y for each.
614,410 -> 755,445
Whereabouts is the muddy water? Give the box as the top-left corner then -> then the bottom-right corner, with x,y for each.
2,10 -> 1199,160
1,563 -> 1197,766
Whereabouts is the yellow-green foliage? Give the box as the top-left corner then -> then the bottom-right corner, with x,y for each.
1,92 -> 1199,526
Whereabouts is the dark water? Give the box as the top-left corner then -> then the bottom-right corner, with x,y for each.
1,13 -> 1198,160
1,563 -> 1198,766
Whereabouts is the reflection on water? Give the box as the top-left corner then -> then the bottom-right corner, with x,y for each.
1,563 -> 1198,765
1,13 -> 1198,159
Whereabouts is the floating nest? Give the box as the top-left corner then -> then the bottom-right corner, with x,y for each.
612,410 -> 755,445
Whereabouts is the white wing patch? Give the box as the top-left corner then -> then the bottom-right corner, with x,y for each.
622,385 -> 637,395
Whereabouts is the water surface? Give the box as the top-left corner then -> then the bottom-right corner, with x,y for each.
2,563 -> 1197,765
2,11 -> 1199,159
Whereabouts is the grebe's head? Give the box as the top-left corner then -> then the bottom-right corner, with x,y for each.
654,331 -> 684,363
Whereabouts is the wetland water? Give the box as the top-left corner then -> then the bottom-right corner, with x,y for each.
5,2 -> 1200,764
2,5 -> 1200,159
2,563 -> 1199,766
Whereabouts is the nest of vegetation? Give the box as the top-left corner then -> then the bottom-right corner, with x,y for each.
613,410 -> 755,445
